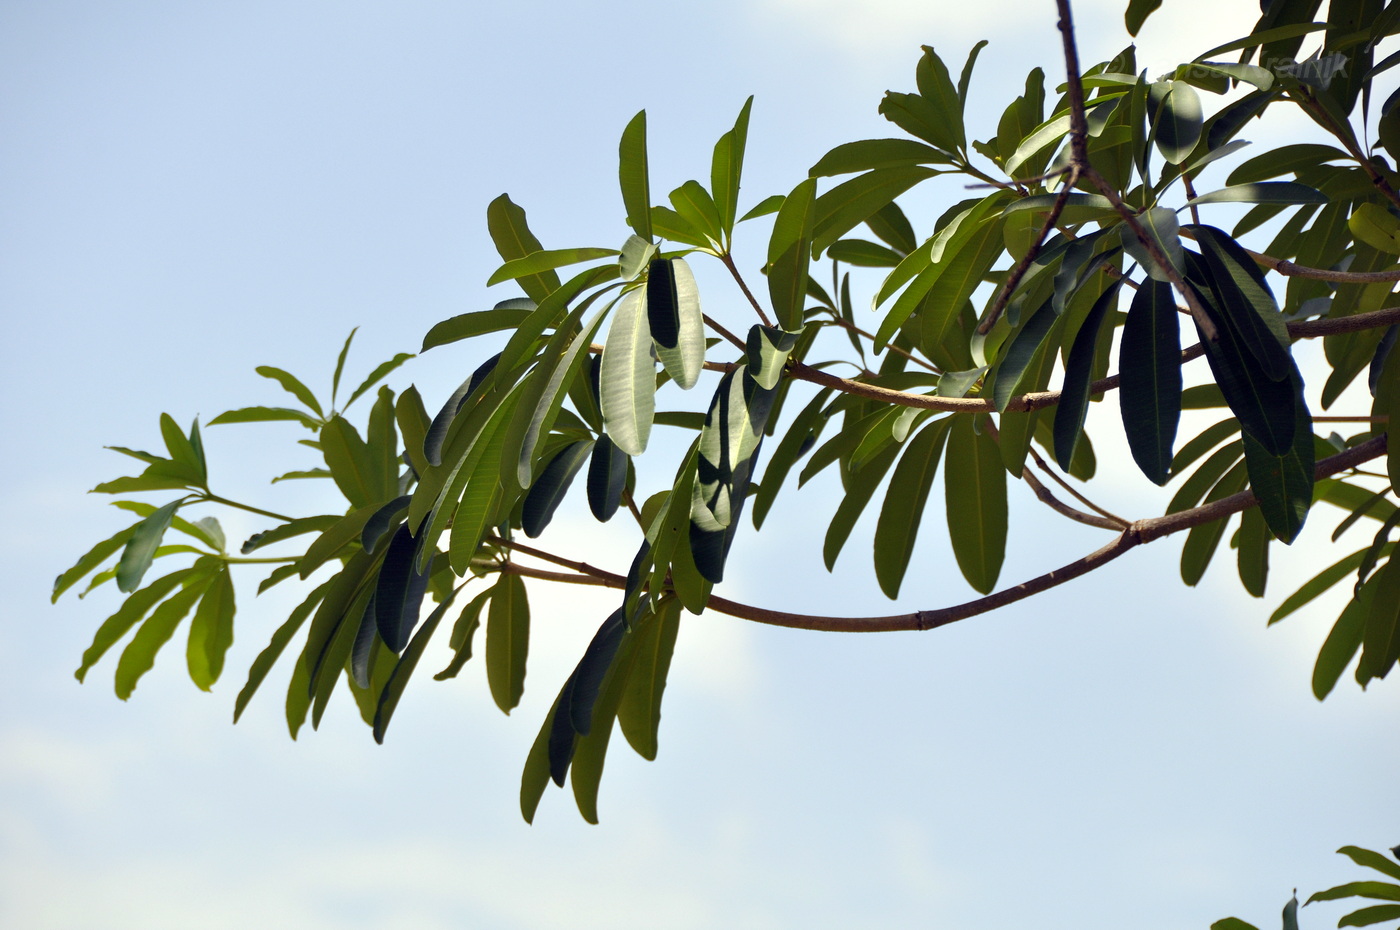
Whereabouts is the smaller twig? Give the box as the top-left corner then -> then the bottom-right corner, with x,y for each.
977,166 -> 1081,335
197,494 -> 296,524
823,314 -> 940,373
965,166 -> 1070,190
1312,415 -> 1390,423
1025,445 -> 1131,529
1182,174 -> 1202,228
719,252 -> 775,328
703,313 -> 747,351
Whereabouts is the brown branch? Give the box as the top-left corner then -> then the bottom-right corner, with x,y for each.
1293,88 -> 1400,212
1019,459 -> 1127,531
1176,228 -> 1400,283
977,168 -> 1080,335
490,435 -> 1389,633
823,314 -> 940,373
1025,445 -> 1130,529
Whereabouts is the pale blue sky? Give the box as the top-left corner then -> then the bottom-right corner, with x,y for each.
2,1 -> 1396,928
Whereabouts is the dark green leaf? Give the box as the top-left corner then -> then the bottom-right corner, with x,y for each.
1227,143 -> 1349,184
115,499 -> 183,593
809,139 -> 951,177
587,434 -> 629,523
115,565 -> 216,699
1241,397 -> 1314,544
487,248 -> 618,287
1361,556 -> 1400,679
653,258 -> 705,390
617,597 -> 681,761
435,587 -> 490,681
1180,460 -> 1249,585
1119,280 -> 1183,484
1237,506 -> 1271,597
1125,0 -> 1162,35
1315,579 -> 1371,698
372,582 -> 463,743
234,580 -> 330,722
873,417 -> 952,598
486,572 -> 529,713
1118,207 -> 1183,283
1306,881 -> 1400,904
946,415 -> 1008,594
767,177 -> 818,332
53,525 -> 138,603
1339,904 -> 1400,927
186,564 -> 235,690
1271,548 -> 1367,624
1055,282 -> 1122,470
522,439 -> 594,537
811,167 -> 939,257
711,96 -> 753,239
375,523 -> 431,653
343,353 -> 415,410
1338,846 -> 1400,882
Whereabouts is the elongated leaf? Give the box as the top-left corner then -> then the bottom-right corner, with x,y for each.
54,525 -> 138,602
1338,847 -> 1400,883
653,258 -> 705,390
234,580 -> 330,722
1362,556 -> 1400,679
1237,506 -> 1271,597
372,583 -> 462,743
522,440 -> 594,538
320,416 -> 379,508
873,417 -> 952,598
1242,396 -> 1314,544
1186,182 -> 1328,206
486,572 -> 529,714
599,290 -> 655,455
1192,225 -> 1292,380
1119,280 -> 1182,484
1315,578 -> 1371,699
375,523 -> 431,653
711,96 -> 753,238
767,177 -> 818,331
1119,207 -> 1183,283
809,138 -> 950,178
565,608 -> 627,735
487,194 -> 559,302
520,690 -> 564,823
487,247 -> 618,287
1126,0 -> 1162,35
946,415 -> 1007,594
186,564 -> 235,690
619,111 -> 652,242
343,353 -> 414,410
420,304 -> 533,352
115,499 -> 183,593
256,366 -> 322,417
1196,21 -> 1329,60
1271,547 -> 1369,624
1306,881 -> 1400,904
617,598 -> 681,760
115,567 -> 215,699
1180,460 -> 1249,585
208,406 -> 321,430
587,434 -> 629,522
75,569 -> 196,682
1055,282 -> 1122,470
811,166 -> 938,256
1339,904 -> 1400,926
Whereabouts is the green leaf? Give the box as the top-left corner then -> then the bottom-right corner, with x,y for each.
599,289 -> 655,456
234,580 -> 330,722
1350,203 -> 1400,254
1338,846 -> 1400,883
1196,21 -> 1330,61
668,179 -> 724,251
186,564 -> 235,690
873,417 -> 952,598
486,194 -> 559,302
1186,182 -> 1328,206
617,597 -> 681,761
1270,547 -> 1368,624
913,45 -> 967,151
520,690 -> 564,823
1004,112 -> 1071,177
1306,881 -> 1400,904
828,239 -> 905,267
746,325 -> 799,391
1119,208 -> 1183,283
75,569 -> 197,682
1192,226 -> 1293,380
767,177 -> 818,331
587,434 -> 629,523
1227,143 -> 1348,184
619,110 -> 652,242
867,202 -> 918,254
618,235 -> 656,282
739,195 -> 785,222
711,96 -> 754,240
434,588 -> 490,681
809,139 -> 950,177
255,367 -> 322,417
946,415 -> 1008,594
53,525 -> 138,603
811,167 -> 939,257
1119,280 -> 1182,485
1339,904 -> 1400,927
420,305 -> 534,352
115,499 -> 183,594
372,583 -> 462,743
1178,61 -> 1275,92
1237,506 -> 1271,597
295,504 -> 379,579
487,248 -> 619,287
319,416 -> 379,508
207,406 -> 321,430
1125,0 -> 1162,35
1210,920 -> 1261,930
343,352 -> 415,410
1054,282 -> 1122,470
486,572 -> 529,714
652,258 -> 706,390
330,328 -> 357,409
1241,399 -> 1314,544
522,440 -> 594,538
1148,80 -> 1203,164
1361,556 -> 1400,679
1314,579 -> 1371,698
1180,460 -> 1249,586
114,566 -> 215,700
374,523 -> 431,653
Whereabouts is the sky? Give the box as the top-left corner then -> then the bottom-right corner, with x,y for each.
2,1 -> 1397,928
